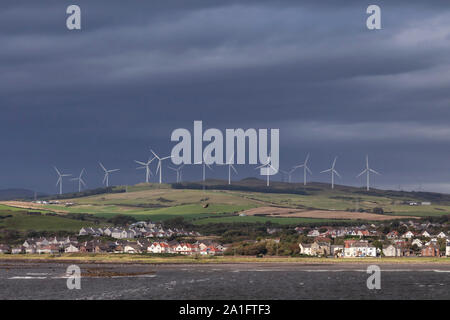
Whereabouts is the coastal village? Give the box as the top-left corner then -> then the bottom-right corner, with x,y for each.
296,221 -> 450,257
0,221 -> 226,256
0,219 -> 449,258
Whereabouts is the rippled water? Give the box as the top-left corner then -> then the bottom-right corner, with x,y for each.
0,262 -> 448,300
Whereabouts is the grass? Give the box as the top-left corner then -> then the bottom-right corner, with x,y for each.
192,215 -> 353,225
1,253 -> 449,265
2,182 -> 450,228
0,211 -> 102,232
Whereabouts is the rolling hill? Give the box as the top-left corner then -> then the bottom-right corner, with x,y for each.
1,179 -> 449,230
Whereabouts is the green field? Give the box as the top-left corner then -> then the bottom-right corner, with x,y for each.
0,210 -> 102,232
1,180 -> 449,231
192,216 -> 353,225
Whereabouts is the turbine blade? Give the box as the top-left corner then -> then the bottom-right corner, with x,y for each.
334,169 -> 341,178
320,169 -> 332,173
332,157 -> 337,168
150,150 -> 160,159
99,162 -> 106,171
305,153 -> 310,164
370,169 -> 381,175
54,167 -> 61,176
231,165 -> 238,174
306,166 -> 312,175
135,160 -> 146,166
357,169 -> 367,177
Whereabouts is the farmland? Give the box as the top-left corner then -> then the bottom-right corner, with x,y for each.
0,180 -> 449,230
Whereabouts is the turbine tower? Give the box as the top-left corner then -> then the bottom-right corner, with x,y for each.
357,155 -> 380,191
320,157 -> 341,189
168,164 -> 185,183
194,159 -> 214,182
294,153 -> 312,185
99,162 -> 120,187
54,167 -> 71,195
135,157 -> 155,183
151,149 -> 172,184
279,168 -> 295,183
219,154 -> 238,185
255,155 -> 277,187
70,168 -> 86,192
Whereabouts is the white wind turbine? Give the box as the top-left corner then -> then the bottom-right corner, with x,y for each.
294,153 -> 312,185
134,157 -> 155,183
280,167 -> 297,183
357,155 -> 380,191
168,164 -> 185,183
194,161 -> 213,182
99,162 -> 120,187
70,168 -> 86,192
320,157 -> 341,189
54,167 -> 71,195
151,149 -> 172,184
255,155 -> 277,187
219,153 -> 238,185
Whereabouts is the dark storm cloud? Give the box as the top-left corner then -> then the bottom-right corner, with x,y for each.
1,1 -> 450,192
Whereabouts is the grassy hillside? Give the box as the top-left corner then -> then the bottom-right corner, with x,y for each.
0,209 -> 103,232
1,179 -> 449,229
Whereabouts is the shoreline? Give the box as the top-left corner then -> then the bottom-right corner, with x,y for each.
1,254 -> 449,266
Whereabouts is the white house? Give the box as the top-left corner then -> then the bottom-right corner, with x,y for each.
65,244 -> 80,253
383,245 -> 402,257
344,241 -> 377,258
123,244 -> 141,254
402,231 -> 415,239
436,232 -> 447,239
411,239 -> 423,248
298,243 -> 312,255
421,231 -> 431,238
11,247 -> 24,254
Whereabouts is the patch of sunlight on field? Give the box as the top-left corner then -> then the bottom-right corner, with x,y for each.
67,189 -> 257,207
192,215 -> 351,225
89,203 -> 255,221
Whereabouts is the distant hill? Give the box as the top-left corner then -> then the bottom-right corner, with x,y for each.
172,178 -> 450,205
0,189 -> 46,201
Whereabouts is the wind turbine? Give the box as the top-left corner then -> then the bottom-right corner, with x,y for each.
320,157 -> 341,189
151,149 -> 172,184
70,168 -> 86,193
99,162 -> 120,187
280,167 -> 298,183
255,155 -> 277,187
54,167 -> 71,195
219,153 -> 238,185
294,153 -> 312,185
168,164 -> 185,183
134,157 -> 155,183
194,161 -> 213,182
357,155 -> 380,191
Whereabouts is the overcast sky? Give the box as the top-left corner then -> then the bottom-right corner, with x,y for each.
1,0 -> 450,193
